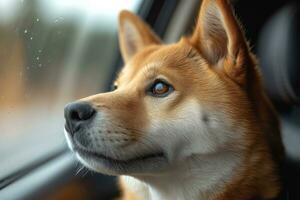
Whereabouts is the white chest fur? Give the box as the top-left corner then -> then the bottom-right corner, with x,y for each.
121,151 -> 241,200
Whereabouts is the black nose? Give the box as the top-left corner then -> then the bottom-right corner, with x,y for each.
64,102 -> 96,134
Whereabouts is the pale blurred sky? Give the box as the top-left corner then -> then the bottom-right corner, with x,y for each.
0,0 -> 141,26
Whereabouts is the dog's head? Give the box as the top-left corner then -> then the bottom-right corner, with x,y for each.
64,0 -> 281,176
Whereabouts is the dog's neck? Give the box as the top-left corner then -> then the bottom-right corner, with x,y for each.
122,151 -> 241,200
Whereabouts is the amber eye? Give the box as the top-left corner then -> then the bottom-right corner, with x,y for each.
149,80 -> 173,97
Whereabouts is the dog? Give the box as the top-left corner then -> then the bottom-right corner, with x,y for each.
64,0 -> 284,199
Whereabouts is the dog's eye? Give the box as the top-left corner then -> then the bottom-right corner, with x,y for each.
149,80 -> 173,97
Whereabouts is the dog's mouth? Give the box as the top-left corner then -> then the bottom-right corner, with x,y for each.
67,131 -> 168,174
74,146 -> 167,174
76,147 -> 165,164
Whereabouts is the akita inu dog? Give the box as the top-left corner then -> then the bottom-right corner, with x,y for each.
64,0 -> 284,199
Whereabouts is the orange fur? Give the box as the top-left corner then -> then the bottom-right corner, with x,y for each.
76,0 -> 284,199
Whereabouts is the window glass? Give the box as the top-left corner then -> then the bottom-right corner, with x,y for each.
0,0 -> 142,180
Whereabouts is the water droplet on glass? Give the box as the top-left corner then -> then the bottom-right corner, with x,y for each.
38,49 -> 42,53
24,29 -> 27,34
36,18 -> 39,22
38,63 -> 42,67
36,56 -> 40,60
30,37 -> 33,40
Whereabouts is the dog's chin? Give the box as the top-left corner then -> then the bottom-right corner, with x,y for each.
74,148 -> 169,176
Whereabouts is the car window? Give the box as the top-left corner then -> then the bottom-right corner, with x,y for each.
0,0 -> 142,181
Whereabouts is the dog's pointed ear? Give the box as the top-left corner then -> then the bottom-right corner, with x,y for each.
118,10 -> 161,63
191,0 -> 249,85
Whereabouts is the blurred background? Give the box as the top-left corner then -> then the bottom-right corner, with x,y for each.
0,0 -> 299,199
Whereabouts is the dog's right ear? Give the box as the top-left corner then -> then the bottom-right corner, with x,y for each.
191,0 -> 250,86
118,10 -> 161,63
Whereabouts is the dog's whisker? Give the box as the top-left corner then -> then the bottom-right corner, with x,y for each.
75,165 -> 85,176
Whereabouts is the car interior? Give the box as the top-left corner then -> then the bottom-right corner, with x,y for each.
0,0 -> 299,199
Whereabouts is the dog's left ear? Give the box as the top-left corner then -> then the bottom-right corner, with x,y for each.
118,10 -> 161,63
191,0 -> 250,86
